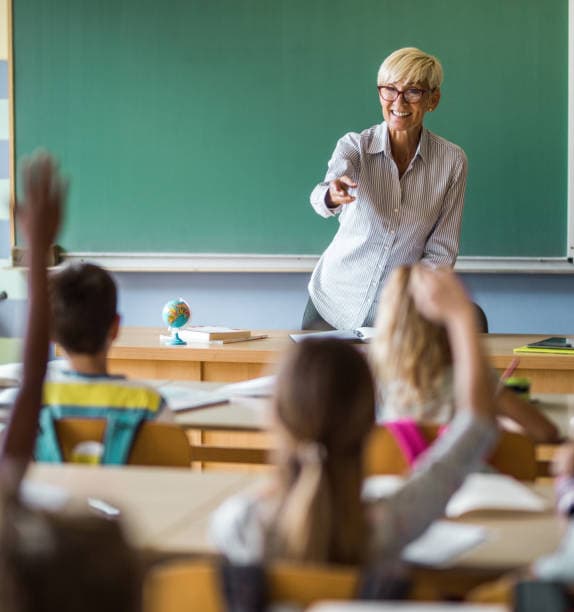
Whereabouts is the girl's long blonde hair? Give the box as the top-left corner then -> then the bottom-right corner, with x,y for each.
268,338 -> 375,565
370,266 -> 452,421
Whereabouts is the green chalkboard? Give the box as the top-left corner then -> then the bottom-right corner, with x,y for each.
12,0 -> 568,257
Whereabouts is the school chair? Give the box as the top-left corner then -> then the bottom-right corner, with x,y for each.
473,302 -> 489,334
145,558 -> 410,612
54,419 -> 192,467
144,559 -> 224,612
514,580 -> 574,612
364,424 -> 538,481
144,560 -> 358,612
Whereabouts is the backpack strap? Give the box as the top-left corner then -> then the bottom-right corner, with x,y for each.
35,406 -> 150,465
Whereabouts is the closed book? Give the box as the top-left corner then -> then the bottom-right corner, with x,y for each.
177,326 -> 251,342
514,345 -> 574,355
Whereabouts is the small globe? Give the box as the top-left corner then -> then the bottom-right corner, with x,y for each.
162,298 -> 191,329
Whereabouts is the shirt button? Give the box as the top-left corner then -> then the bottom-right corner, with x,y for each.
394,208 -> 398,212
391,230 -> 396,234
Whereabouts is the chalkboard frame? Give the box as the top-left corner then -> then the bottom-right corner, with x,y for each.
7,0 -> 574,273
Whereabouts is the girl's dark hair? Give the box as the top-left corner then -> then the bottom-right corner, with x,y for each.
270,338 -> 376,564
0,499 -> 142,612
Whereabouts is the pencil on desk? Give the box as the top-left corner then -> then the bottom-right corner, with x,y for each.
210,334 -> 269,345
496,356 -> 520,395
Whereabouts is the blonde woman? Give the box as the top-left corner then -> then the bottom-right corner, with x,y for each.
304,47 -> 466,331
211,267 -> 499,566
371,266 -> 559,445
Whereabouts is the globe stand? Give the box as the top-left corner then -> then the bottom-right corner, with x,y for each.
167,328 -> 187,346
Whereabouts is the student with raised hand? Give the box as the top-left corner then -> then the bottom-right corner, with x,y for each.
0,153 -> 142,612
0,152 -> 63,482
371,265 -> 559,446
210,266 -> 499,566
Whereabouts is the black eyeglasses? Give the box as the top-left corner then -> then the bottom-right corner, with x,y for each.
377,85 -> 431,103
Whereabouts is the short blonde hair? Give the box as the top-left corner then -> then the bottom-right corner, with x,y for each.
377,47 -> 443,90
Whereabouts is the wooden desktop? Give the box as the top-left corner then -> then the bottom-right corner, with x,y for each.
106,328 -> 574,392
25,463 -> 563,600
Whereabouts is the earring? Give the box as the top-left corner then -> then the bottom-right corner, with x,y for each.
428,107 -> 433,112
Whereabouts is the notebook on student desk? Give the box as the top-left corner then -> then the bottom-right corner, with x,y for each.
514,336 -> 574,355
290,327 -> 375,343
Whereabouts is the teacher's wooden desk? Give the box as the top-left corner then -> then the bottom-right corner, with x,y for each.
107,329 -> 574,392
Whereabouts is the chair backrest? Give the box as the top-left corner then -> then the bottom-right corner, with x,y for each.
364,423 -> 538,481
514,580 -> 573,612
144,559 -> 224,612
144,559 -> 359,612
55,419 -> 192,467
268,562 -> 359,607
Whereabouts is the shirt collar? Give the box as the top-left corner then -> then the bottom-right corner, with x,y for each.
367,121 -> 429,163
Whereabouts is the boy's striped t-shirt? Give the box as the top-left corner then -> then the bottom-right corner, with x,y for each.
42,370 -> 166,415
36,370 -> 169,464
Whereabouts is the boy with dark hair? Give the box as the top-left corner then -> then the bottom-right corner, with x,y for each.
35,262 -> 170,464
49,262 -> 118,356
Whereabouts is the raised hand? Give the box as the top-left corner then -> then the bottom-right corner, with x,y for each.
408,265 -> 474,326
0,151 -> 65,481
18,150 -> 66,254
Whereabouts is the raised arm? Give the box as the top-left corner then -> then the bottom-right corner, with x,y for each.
496,388 -> 560,443
0,152 -> 64,483
369,267 -> 498,558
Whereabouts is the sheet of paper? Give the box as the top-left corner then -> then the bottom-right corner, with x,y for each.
401,520 -> 487,567
445,473 -> 548,517
220,375 -> 276,397
20,481 -> 70,511
159,384 -> 230,412
362,473 -> 548,517
289,330 -> 361,343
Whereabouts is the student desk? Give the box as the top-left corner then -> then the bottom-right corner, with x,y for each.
24,464 -> 562,599
25,464 -> 260,553
106,329 -> 574,392
173,389 -> 570,472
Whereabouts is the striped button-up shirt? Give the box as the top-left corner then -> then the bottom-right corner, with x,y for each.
308,121 -> 467,330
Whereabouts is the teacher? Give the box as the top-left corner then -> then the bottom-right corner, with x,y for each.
304,47 -> 467,331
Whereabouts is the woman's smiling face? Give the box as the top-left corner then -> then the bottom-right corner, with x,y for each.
379,81 -> 440,135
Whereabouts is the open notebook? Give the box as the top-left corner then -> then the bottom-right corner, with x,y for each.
289,327 -> 376,343
363,473 -> 548,517
362,473 -> 548,567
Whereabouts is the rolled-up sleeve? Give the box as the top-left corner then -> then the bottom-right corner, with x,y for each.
310,134 -> 361,218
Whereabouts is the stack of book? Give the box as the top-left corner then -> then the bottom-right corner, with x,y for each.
514,337 -> 574,354
163,326 -> 267,345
